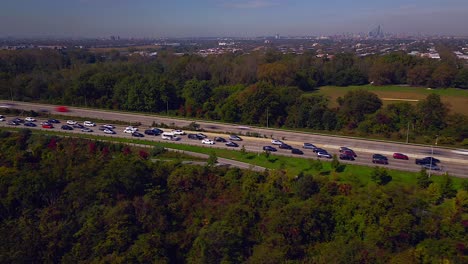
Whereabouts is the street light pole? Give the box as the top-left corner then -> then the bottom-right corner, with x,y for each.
428,135 -> 439,178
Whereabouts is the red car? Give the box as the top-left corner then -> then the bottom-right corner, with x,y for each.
42,123 -> 53,129
56,106 -> 69,112
393,153 -> 409,160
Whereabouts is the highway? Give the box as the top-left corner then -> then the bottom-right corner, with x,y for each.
1,100 -> 467,177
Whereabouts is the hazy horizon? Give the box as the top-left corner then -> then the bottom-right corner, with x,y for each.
1,0 -> 468,38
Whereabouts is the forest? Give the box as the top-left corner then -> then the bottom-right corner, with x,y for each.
0,48 -> 467,145
0,129 -> 466,263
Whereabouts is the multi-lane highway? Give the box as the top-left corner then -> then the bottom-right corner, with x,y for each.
1,100 -> 467,177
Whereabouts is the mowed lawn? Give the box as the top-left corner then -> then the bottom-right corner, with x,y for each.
310,85 -> 468,115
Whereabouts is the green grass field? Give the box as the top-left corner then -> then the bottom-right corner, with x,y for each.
14,128 -> 466,190
310,85 -> 468,114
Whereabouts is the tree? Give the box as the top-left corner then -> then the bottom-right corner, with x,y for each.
331,155 -> 340,172
207,151 -> 218,167
370,167 -> 392,185
338,89 -> 382,124
416,94 -> 448,133
294,174 -> 319,200
453,68 -> 468,89
417,169 -> 432,188
430,63 -> 457,87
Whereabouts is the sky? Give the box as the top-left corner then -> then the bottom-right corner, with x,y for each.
1,0 -> 468,38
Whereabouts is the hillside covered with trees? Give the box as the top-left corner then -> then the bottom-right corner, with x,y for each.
0,129 -> 467,263
0,49 -> 467,145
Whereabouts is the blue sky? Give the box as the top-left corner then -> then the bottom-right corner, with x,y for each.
1,0 -> 467,37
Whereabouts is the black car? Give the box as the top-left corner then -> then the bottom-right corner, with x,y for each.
98,126 -> 107,131
372,154 -> 389,165
188,133 -> 203,140
263,146 -> 277,152
291,148 -> 304,155
196,133 -> 207,139
279,144 -> 293,150
132,132 -> 144,137
313,148 -> 326,153
225,141 -> 239,147
73,124 -> 85,129
7,121 -> 20,126
214,137 -> 227,142
339,153 -> 355,161
415,157 -> 440,165
48,119 -> 61,124
12,118 -> 24,123
24,122 -> 37,127
229,135 -> 243,141
145,128 -> 163,135
61,125 -> 73,130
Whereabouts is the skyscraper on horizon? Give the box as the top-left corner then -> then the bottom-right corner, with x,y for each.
368,25 -> 384,38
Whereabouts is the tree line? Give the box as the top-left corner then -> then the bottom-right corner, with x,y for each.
0,130 -> 466,263
0,49 -> 467,144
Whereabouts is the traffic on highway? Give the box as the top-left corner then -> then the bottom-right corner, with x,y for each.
2,111 -> 465,177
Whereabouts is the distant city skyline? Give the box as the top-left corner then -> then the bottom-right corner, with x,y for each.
1,0 -> 468,38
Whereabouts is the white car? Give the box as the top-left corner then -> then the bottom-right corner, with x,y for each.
271,139 -> 283,145
125,126 -> 138,131
66,120 -> 77,125
172,129 -> 186,135
25,117 -> 36,122
103,124 -> 115,129
0,117 -> 4,122
103,128 -> 115,134
201,139 -> 215,145
123,128 -> 136,134
83,121 -> 96,127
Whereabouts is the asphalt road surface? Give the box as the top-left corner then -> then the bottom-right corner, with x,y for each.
1,100 -> 467,177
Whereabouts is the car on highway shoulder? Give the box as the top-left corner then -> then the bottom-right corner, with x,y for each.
303,143 -> 317,150
317,151 -> 332,159
132,132 -> 144,137
225,141 -> 239,147
103,128 -> 115,134
24,122 -> 36,127
66,120 -> 77,125
263,146 -> 277,152
393,152 -> 409,160
61,125 -> 73,130
229,135 -> 242,141
81,127 -> 93,132
172,129 -> 185,135
372,154 -> 389,165
201,139 -> 215,145
84,121 -> 96,127
339,153 -> 355,161
25,117 -> 36,122
291,148 -> 304,155
422,163 -> 441,171
271,139 -> 283,145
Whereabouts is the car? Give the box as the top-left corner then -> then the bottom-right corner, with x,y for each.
103,128 -> 115,134
393,153 -> 409,160
291,148 -> 304,155
172,130 -> 186,135
313,148 -> 326,153
339,147 -> 357,157
201,139 -> 215,145
61,125 -> 73,130
12,118 -> 24,123
48,119 -> 60,124
303,143 -> 317,150
196,133 -> 207,139
132,132 -> 144,137
263,146 -> 277,152
42,123 -> 53,129
145,129 -> 162,136
271,139 -> 284,145
0,116 -> 4,122
56,106 -> 69,112
24,122 -> 37,127
229,135 -> 242,141
25,117 -> 36,122
7,121 -> 19,126
339,153 -> 355,161
81,127 -> 93,132
66,120 -> 77,125
161,132 -> 180,141
214,137 -> 226,142
317,151 -> 332,159
188,133 -> 201,140
123,128 -> 136,134
225,141 -> 239,147
103,124 -> 115,129
83,121 -> 95,127
415,157 -> 440,165
124,126 -> 138,132
73,124 -> 85,129
98,126 -> 108,131
279,144 -> 292,150
422,163 -> 441,171
372,154 -> 389,165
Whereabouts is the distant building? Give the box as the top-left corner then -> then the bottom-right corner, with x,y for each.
275,34 -> 280,39
368,25 -> 384,38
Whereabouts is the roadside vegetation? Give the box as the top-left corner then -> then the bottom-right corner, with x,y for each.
0,129 -> 467,263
